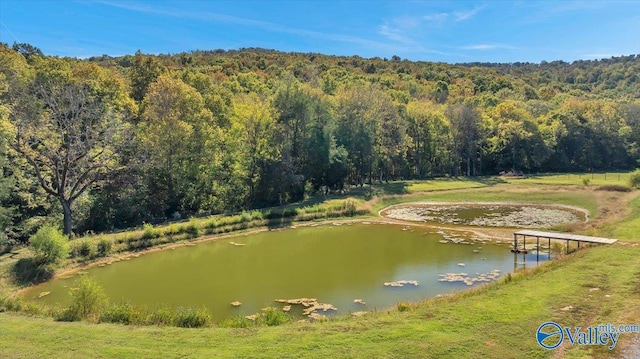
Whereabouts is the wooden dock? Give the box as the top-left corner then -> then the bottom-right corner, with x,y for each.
513,230 -> 617,257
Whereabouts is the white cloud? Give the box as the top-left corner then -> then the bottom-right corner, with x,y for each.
461,43 -> 517,50
423,13 -> 449,22
453,5 -> 486,22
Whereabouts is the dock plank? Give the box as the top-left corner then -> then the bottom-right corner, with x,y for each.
514,230 -> 617,244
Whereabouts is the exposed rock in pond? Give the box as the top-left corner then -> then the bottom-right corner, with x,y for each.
302,303 -> 337,316
439,240 -> 448,244
307,312 -> 326,321
438,269 -> 501,286
384,280 -> 419,287
353,299 -> 366,305
230,301 -> 242,307
276,297 -> 337,317
38,291 -> 51,298
229,241 -> 246,246
458,263 -> 466,267
275,298 -> 318,307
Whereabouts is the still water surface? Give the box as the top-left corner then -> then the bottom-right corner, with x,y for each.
23,223 -> 544,321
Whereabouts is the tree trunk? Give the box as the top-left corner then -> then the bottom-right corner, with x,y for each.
61,199 -> 73,236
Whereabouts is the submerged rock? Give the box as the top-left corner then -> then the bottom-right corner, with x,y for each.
384,280 -> 419,287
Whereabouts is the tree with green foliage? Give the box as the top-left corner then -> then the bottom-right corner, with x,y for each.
139,74 -> 216,217
447,103 -> 482,176
3,57 -> 130,235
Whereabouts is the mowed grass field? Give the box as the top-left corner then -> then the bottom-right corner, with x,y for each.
1,174 -> 639,358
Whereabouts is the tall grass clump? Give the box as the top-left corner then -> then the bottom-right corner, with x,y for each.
173,307 -> 211,328
99,302 -> 146,325
257,307 -> 291,326
57,276 -> 107,322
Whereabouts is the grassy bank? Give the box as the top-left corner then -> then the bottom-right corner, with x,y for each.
1,175 -> 639,358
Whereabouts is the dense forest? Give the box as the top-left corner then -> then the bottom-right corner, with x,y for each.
1,43 -> 639,242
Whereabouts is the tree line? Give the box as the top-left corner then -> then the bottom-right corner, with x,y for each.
1,44 -> 639,241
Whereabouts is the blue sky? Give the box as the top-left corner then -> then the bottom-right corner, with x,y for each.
0,0 -> 638,63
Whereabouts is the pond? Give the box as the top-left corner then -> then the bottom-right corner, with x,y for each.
22,223 -> 547,322
381,202 -> 586,228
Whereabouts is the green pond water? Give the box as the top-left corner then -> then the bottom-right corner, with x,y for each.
23,223 -> 545,321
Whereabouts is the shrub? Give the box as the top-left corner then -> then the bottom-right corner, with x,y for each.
397,302 -> 411,312
126,236 -> 151,251
70,239 -> 95,259
96,238 -> 112,257
141,223 -> 160,240
204,219 -> 218,229
630,170 -> 640,189
240,211 -> 252,222
173,307 -> 210,328
581,178 -> 590,186
341,200 -> 358,216
29,226 -> 70,265
282,208 -> 299,218
184,218 -> 200,238
59,276 -> 107,322
250,210 -> 263,221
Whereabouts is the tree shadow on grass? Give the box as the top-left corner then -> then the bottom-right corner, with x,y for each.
10,258 -> 54,286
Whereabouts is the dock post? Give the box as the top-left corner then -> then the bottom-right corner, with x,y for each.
548,238 -> 551,259
566,240 -> 569,254
536,236 -> 540,262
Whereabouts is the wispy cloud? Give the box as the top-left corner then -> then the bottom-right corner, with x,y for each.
378,25 -> 414,44
453,5 -> 486,22
461,43 -> 517,51
423,13 -> 449,22
423,4 -> 486,25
